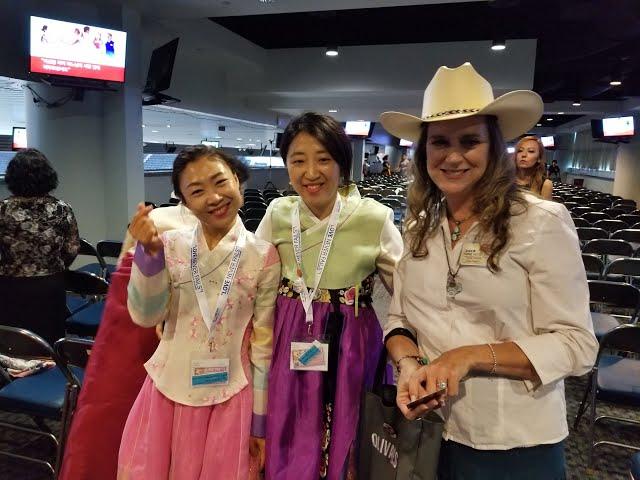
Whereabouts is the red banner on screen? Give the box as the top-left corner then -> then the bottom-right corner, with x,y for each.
30,56 -> 125,82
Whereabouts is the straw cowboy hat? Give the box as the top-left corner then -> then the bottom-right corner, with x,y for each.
380,62 -> 543,142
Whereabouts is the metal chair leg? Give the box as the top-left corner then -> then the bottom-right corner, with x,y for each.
573,372 -> 593,430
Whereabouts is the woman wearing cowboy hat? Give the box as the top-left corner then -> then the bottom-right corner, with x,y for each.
380,63 -> 597,479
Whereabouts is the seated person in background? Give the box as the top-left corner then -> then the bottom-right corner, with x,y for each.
0,148 -> 79,345
514,135 -> 553,199
548,159 -> 561,182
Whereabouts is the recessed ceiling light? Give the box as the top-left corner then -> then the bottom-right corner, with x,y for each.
572,100 -> 581,106
536,123 -> 542,127
142,124 -> 145,128
151,130 -> 159,133
558,112 -> 564,115
166,124 -> 171,128
325,46 -> 339,57
236,138 -> 243,141
546,118 -> 553,121
610,80 -> 622,86
329,109 -> 338,113
491,40 -> 506,51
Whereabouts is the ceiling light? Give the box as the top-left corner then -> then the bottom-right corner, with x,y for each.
546,118 -> 553,121
610,80 -> 622,86
558,112 -> 564,115
536,123 -> 542,127
142,124 -> 145,128
572,100 -> 581,106
166,124 -> 171,128
151,130 -> 159,133
236,138 -> 243,141
491,40 -> 506,51
329,109 -> 338,113
325,46 -> 339,57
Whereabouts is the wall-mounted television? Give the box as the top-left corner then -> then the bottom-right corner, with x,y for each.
541,136 -> 555,148
30,16 -> 127,82
602,116 -> 634,137
345,121 -> 374,137
399,138 -> 413,147
201,140 -> 220,148
12,127 -> 27,150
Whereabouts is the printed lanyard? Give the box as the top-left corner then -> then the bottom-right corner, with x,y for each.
291,196 -> 341,329
191,222 -> 246,337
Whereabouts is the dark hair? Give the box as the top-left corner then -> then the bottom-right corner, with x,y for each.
171,145 -> 248,201
83,26 -> 90,33
406,115 -> 526,272
5,148 -> 59,197
279,112 -> 352,185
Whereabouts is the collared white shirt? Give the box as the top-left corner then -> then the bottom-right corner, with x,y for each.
385,194 -> 598,450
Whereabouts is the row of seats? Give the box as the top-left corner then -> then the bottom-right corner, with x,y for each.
555,184 -> 640,466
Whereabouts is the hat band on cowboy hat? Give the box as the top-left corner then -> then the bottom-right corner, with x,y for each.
380,62 -> 543,142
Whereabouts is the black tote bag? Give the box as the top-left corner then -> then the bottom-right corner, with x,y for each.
358,349 -> 444,480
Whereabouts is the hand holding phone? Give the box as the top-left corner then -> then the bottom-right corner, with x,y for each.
406,386 -> 447,410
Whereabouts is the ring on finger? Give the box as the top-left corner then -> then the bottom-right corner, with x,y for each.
437,380 -> 448,391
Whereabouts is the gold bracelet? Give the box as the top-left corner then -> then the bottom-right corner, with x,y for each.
487,343 -> 497,375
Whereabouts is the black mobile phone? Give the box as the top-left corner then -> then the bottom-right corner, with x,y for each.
406,387 -> 447,410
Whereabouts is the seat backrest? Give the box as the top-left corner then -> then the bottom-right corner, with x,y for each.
576,227 -> 609,242
573,206 -> 593,216
572,218 -> 591,228
582,254 -> 604,277
603,208 -> 628,218
617,215 -> 640,227
0,326 -> 77,386
583,239 -> 634,257
593,219 -> 630,233
611,229 -> 640,245
64,270 -> 109,296
54,337 -> 94,369
604,258 -> 640,277
581,212 -> 610,224
588,280 -> 640,312
598,324 -> 640,360
97,240 -> 123,260
244,201 -> 267,209
244,218 -> 261,233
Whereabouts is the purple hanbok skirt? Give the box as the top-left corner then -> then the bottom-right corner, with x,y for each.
265,281 -> 383,480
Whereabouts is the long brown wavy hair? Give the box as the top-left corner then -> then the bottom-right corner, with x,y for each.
405,115 -> 526,272
514,135 -> 546,195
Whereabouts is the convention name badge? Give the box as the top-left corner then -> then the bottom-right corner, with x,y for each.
460,243 -> 488,266
190,357 -> 230,387
290,336 -> 330,372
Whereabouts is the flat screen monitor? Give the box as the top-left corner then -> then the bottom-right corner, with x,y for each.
345,121 -> 373,137
506,146 -> 515,154
12,127 -> 27,150
399,138 -> 413,147
201,140 -> 220,148
541,136 -> 555,148
144,38 -> 179,93
30,16 -> 127,82
602,116 -> 634,137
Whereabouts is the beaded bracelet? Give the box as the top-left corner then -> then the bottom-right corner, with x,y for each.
487,343 -> 497,375
396,354 -> 429,371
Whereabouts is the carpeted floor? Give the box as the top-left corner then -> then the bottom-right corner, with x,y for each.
0,285 -> 638,479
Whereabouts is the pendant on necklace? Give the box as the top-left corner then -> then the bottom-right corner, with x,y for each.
446,272 -> 462,298
451,222 -> 461,242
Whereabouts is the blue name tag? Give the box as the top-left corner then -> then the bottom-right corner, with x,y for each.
192,371 -> 229,386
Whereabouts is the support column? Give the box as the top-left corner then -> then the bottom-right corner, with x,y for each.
351,138 -> 365,182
